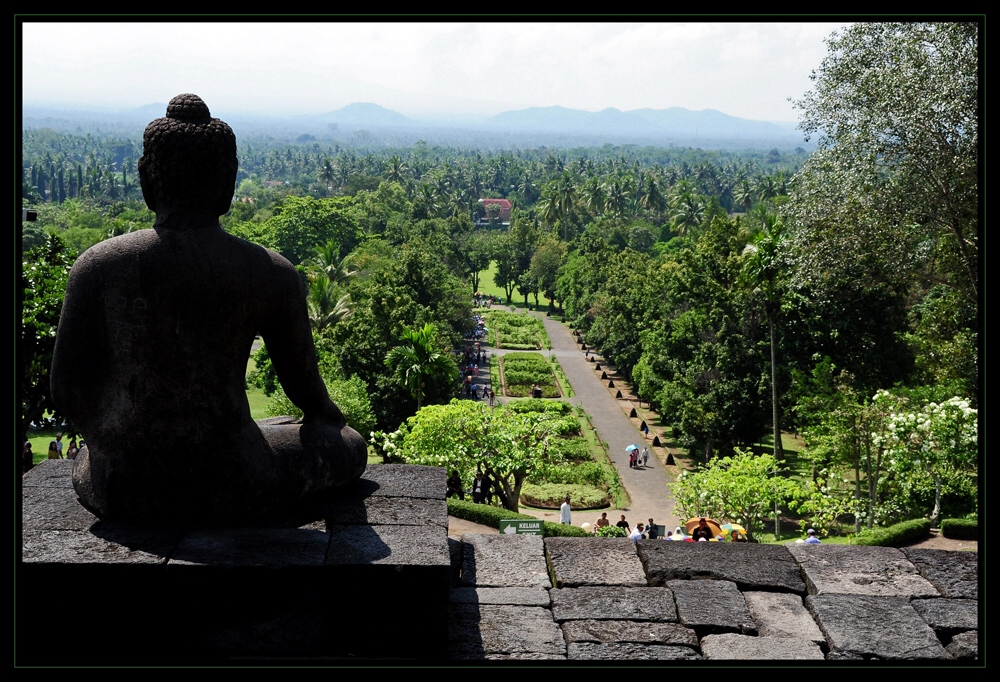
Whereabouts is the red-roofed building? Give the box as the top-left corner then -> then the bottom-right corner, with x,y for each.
477,198 -> 512,226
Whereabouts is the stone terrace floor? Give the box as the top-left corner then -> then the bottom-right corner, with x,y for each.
449,533 -> 979,661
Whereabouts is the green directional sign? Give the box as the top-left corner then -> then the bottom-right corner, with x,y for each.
500,519 -> 543,536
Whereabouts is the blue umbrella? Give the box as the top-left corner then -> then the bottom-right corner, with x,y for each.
625,444 -> 639,452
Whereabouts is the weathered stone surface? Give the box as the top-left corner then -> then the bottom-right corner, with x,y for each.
567,642 -> 702,660
450,587 -> 551,607
477,652 -> 568,660
357,464 -> 445,500
788,544 -> 939,597
22,485 -> 99,532
325,523 -> 449,566
448,604 -> 566,657
561,619 -> 698,647
448,537 -> 463,586
640,541 -> 805,594
170,527 -> 330,567
667,580 -> 756,635
550,586 -> 677,622
742,591 -> 825,645
461,534 -> 549,587
22,529 -> 173,565
910,598 -> 978,637
901,548 -> 978,599
545,537 -> 646,587
700,633 -> 826,660
806,594 -> 951,660
314,495 -> 448,528
946,630 -> 978,660
21,458 -> 73,487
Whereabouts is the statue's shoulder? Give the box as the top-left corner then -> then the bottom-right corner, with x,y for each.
223,232 -> 297,274
68,230 -> 158,279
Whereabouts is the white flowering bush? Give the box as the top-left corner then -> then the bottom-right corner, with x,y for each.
881,396 -> 978,524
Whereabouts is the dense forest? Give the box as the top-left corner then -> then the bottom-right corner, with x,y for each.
22,23 -> 978,533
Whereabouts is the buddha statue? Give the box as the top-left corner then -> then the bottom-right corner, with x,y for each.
50,94 -> 367,525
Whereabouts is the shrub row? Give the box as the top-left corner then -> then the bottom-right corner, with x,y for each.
506,399 -> 573,415
940,518 -> 977,540
854,518 -> 932,546
519,483 -> 609,509
446,498 -> 589,537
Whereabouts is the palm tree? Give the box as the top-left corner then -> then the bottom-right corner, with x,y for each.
385,155 -> 407,184
385,323 -> 458,411
670,193 -> 705,237
306,241 -> 355,286
741,216 -> 786,465
307,278 -> 353,332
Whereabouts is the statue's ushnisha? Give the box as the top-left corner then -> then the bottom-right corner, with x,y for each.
51,94 -> 367,525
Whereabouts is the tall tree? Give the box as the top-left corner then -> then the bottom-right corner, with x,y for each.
741,215 -> 787,464
790,22 -> 978,304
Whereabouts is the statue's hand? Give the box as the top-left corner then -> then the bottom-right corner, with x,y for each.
301,398 -> 346,428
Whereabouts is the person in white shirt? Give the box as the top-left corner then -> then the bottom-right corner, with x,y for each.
560,495 -> 572,524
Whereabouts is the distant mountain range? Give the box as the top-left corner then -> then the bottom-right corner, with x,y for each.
23,101 -> 810,151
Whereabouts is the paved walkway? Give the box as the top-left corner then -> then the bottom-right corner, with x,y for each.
535,311 -> 681,534
455,309 -> 681,535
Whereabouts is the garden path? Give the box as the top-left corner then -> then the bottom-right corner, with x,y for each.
461,309 -> 681,534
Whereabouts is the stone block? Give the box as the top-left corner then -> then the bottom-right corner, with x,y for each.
561,619 -> 697,647
449,604 -> 566,658
667,579 -> 756,635
946,630 -> 978,660
742,591 -> 825,645
700,633 -> 826,660
550,586 -> 677,622
461,534 -> 549,587
567,642 -> 702,660
354,463 -> 445,499
901,548 -> 978,599
19,463 -> 451,664
788,544 -> 939,597
545,537 -> 646,587
806,594 -> 951,660
450,587 -> 551,607
640,541 -> 805,594
910,598 -> 978,638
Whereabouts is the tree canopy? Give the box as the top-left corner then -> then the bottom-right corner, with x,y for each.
378,400 -> 574,512
789,22 -> 979,304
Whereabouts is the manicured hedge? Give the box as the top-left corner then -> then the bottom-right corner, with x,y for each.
519,482 -> 608,510
940,518 -> 978,540
854,518 -> 932,546
446,498 -> 589,537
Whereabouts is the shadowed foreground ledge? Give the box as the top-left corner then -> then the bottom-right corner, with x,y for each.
20,460 -> 979,664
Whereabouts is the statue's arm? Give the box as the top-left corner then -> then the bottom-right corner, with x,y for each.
259,256 -> 345,426
50,254 -> 108,427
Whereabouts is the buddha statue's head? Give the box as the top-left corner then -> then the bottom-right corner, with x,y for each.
138,94 -> 237,217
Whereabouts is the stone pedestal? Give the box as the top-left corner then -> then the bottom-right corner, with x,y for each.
19,461 -> 450,665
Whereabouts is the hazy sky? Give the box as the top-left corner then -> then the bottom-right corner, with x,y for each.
21,20 -> 848,123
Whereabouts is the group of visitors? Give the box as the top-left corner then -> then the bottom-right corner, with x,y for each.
472,294 -> 502,308
446,469 -> 494,505
466,315 -> 489,341
628,446 -> 650,468
593,512 -> 664,541
22,433 -> 83,475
